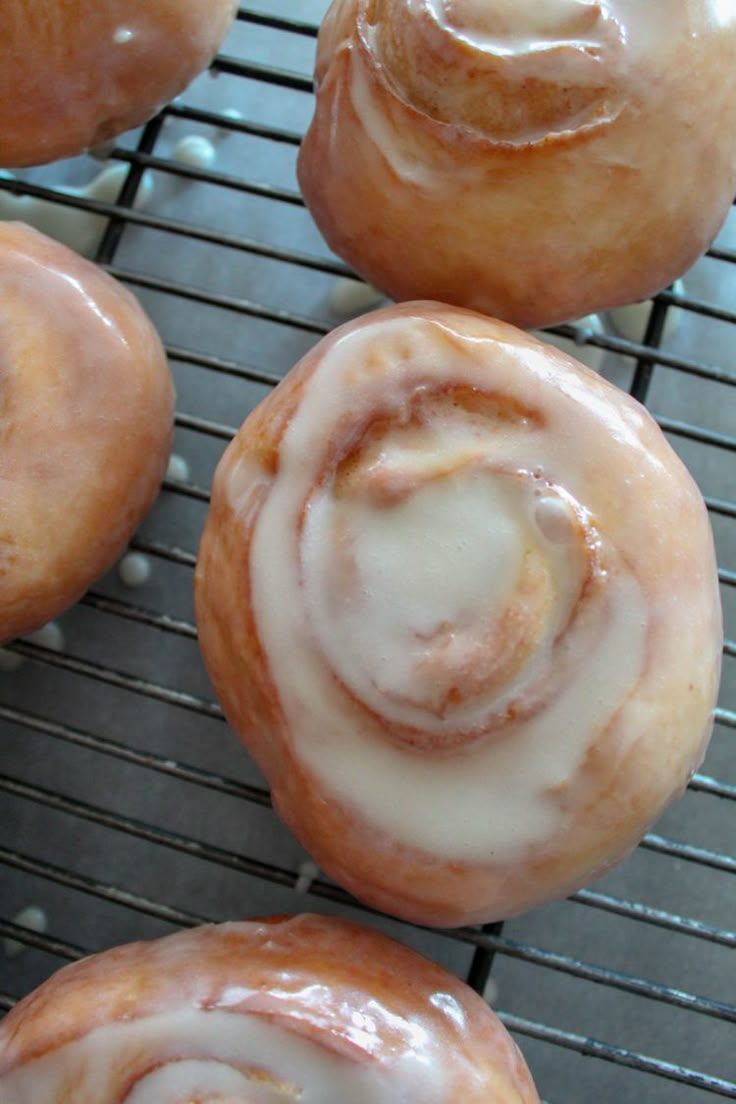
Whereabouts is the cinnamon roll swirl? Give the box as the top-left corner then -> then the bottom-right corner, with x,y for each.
0,915 -> 540,1103
298,1 -> 736,328
195,302 -> 722,926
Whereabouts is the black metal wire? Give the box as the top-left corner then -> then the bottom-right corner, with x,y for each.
0,921 -> 85,963
165,100 -> 302,145
237,6 -> 319,37
4,641 -> 222,719
107,265 -> 330,334
94,116 -> 165,264
629,298 -> 670,402
0,777 -> 732,1028
211,54 -> 313,93
499,1013 -> 736,1099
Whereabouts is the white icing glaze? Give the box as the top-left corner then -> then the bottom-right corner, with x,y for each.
0,1006 -> 446,1103
605,279 -> 684,343
382,0 -> 736,68
167,452 -> 191,483
348,45 -> 469,188
118,551 -> 152,588
329,275 -> 384,317
424,0 -> 625,57
249,316 -> 648,864
349,0 -> 736,165
3,906 -> 48,959
172,135 -> 217,169
23,621 -> 64,652
295,858 -> 321,893
0,165 -> 154,257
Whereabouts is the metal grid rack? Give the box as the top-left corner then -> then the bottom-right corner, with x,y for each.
0,6 -> 734,1101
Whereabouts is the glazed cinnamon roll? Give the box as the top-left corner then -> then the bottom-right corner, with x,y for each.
0,222 -> 174,643
0,915 -> 540,1103
298,1 -> 736,328
195,302 -> 722,927
0,0 -> 237,167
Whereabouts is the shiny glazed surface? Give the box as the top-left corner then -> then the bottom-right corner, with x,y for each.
0,221 -> 174,642
298,0 -> 736,327
0,0 -> 237,166
0,915 -> 540,1102
195,302 -> 722,926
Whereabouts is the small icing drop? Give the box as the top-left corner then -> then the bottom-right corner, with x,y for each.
166,453 -> 190,482
534,495 -> 576,544
24,622 -> 64,652
0,165 -> 155,257
294,859 -> 320,894
606,279 -> 684,343
3,906 -> 48,959
533,314 -> 605,373
171,135 -> 217,169
329,276 -> 384,318
483,977 -> 499,1005
218,107 -> 245,134
118,552 -> 152,588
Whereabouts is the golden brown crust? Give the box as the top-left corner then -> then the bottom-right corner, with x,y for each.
0,0 -> 237,167
298,1 -> 736,327
0,222 -> 174,641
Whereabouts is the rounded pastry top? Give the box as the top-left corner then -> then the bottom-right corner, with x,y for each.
303,1 -> 736,327
203,302 -> 720,883
0,221 -> 174,642
0,0 -> 237,166
367,0 -> 631,142
0,915 -> 539,1103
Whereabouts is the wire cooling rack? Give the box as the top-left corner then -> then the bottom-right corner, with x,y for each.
0,6 -> 734,1102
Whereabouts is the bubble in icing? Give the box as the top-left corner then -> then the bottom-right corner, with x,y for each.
534,495 -> 576,544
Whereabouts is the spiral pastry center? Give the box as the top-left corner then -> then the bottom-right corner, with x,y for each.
303,418 -> 588,744
367,0 -> 627,141
125,1058 -> 294,1102
248,316 -> 648,862
1,1007 -> 443,1103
